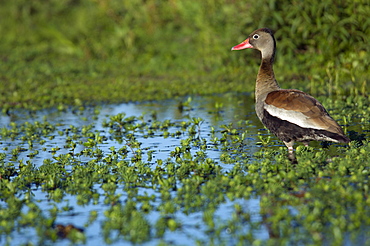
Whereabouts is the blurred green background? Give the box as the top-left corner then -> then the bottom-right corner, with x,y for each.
0,0 -> 369,110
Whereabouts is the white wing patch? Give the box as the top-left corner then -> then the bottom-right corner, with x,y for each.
264,104 -> 326,130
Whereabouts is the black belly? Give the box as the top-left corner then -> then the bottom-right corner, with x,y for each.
261,109 -> 346,143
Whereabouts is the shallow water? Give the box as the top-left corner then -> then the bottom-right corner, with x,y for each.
0,92 -> 365,245
0,93 -> 264,245
0,92 -> 265,167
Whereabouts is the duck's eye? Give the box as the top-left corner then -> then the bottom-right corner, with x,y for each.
253,34 -> 260,39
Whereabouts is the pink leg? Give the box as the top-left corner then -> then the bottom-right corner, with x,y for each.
284,141 -> 295,154
284,141 -> 297,164
288,146 -> 294,153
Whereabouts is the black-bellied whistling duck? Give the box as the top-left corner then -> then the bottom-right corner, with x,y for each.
231,28 -> 350,153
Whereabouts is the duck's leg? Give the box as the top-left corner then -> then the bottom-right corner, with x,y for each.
284,141 -> 298,164
288,152 -> 298,164
283,141 -> 294,154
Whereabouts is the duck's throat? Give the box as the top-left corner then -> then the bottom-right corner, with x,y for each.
255,58 -> 280,98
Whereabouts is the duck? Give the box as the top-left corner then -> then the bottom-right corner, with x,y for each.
231,28 -> 350,154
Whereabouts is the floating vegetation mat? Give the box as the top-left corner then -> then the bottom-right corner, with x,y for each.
0,94 -> 369,245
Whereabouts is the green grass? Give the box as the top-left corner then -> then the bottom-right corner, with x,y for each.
0,0 -> 369,111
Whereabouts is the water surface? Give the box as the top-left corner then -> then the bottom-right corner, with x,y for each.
0,92 -> 364,245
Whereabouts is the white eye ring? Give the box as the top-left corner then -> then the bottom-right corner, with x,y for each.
253,34 -> 260,39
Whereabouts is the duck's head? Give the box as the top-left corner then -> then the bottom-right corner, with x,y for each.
231,28 -> 276,60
